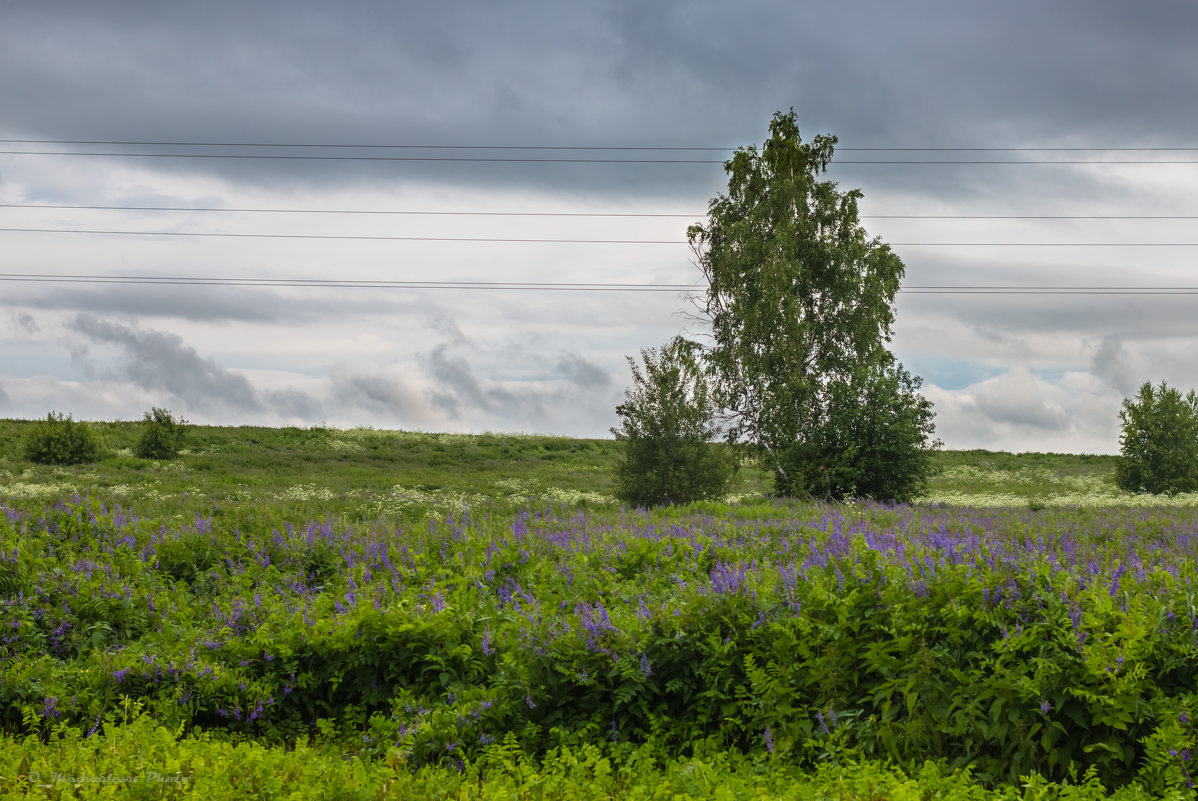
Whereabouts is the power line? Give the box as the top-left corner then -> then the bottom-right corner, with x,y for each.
901,286 -> 1198,294
0,139 -> 732,151
0,203 -> 701,218
0,274 -> 696,292
3,273 -> 1198,294
5,203 -> 1198,221
4,137 -> 1198,152
3,149 -> 1198,164
0,227 -> 684,244
4,226 -> 1198,246
0,153 -> 723,165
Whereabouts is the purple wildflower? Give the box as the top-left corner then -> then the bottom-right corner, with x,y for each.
40,696 -> 60,719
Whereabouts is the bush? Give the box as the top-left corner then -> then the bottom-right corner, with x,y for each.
22,412 -> 103,465
775,363 -> 939,502
1115,381 -> 1198,494
134,407 -> 187,459
611,337 -> 736,506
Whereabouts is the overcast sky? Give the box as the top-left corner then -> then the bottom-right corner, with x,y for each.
3,1 -> 1197,453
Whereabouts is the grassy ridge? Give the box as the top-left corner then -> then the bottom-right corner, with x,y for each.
0,418 -> 1150,515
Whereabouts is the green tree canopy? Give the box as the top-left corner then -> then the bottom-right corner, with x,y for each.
687,109 -> 935,499
1115,380 -> 1198,494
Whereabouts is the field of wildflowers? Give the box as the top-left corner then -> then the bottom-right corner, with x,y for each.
5,488 -> 1198,797
5,421 -> 1198,797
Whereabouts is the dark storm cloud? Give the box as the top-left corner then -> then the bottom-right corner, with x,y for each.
67,314 -> 262,411
6,1 -> 1195,201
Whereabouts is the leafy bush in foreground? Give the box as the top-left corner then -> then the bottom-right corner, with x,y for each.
22,412 -> 102,465
7,497 -> 1198,794
135,407 -> 187,460
611,337 -> 735,506
1116,381 -> 1198,494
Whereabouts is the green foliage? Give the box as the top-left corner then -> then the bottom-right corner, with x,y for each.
135,408 -> 187,460
11,485 -> 1198,795
687,109 -> 931,500
1115,381 -> 1198,494
6,712 -> 1164,800
22,412 -> 103,465
775,364 -> 939,502
610,337 -> 735,506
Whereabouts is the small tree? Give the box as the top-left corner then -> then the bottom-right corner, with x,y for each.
1115,381 -> 1198,494
135,407 -> 187,459
611,337 -> 735,506
23,412 -> 103,465
775,364 -> 939,502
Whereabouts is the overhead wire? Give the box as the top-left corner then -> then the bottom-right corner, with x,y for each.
4,203 -> 1198,220
3,149 -> 1198,164
4,139 -> 1196,295
2,273 -> 1197,295
3,137 -> 1198,151
2,226 -> 1197,246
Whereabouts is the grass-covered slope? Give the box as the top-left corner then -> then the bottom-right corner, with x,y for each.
0,417 -> 1180,514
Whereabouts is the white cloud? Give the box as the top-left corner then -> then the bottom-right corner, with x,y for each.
925,368 -> 1123,453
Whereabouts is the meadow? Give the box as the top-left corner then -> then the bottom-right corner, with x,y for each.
4,419 -> 1198,799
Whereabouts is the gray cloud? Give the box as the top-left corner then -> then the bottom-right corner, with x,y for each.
1089,337 -> 1142,397
0,382 -> 9,408
557,353 -> 612,389
925,369 -> 1122,453
263,388 -> 324,421
67,314 -> 261,412
7,2 -> 1194,200
10,312 -> 38,334
331,369 -> 436,425
8,285 -> 411,325
426,343 -> 538,420
4,1 -> 1197,447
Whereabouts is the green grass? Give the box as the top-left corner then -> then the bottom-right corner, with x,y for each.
0,419 -> 772,521
3,417 -> 1192,516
